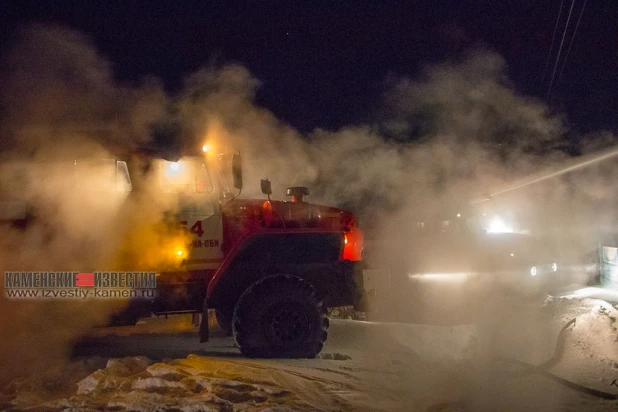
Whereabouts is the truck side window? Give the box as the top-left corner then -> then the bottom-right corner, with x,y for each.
177,193 -> 216,216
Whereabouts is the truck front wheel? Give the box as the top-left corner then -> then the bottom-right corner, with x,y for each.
232,275 -> 328,358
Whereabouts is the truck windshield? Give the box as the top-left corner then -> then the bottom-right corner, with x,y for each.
157,158 -> 216,216
175,193 -> 216,216
158,159 -> 214,194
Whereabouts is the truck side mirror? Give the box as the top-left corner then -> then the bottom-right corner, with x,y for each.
115,161 -> 133,192
260,179 -> 272,195
232,153 -> 242,190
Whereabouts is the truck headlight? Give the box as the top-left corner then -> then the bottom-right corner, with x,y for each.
174,247 -> 187,259
530,266 -> 537,276
552,263 -> 558,272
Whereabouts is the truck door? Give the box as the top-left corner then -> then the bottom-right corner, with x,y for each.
179,203 -> 224,271
153,158 -> 223,313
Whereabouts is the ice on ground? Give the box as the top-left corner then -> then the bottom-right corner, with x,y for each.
327,319 -> 477,362
105,356 -> 151,376
76,356 -> 151,395
77,369 -> 132,394
145,362 -> 190,380
51,354 -> 306,411
107,391 -> 220,412
132,377 -> 187,391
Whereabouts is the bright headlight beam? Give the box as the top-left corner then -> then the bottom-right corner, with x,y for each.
487,217 -> 513,233
408,272 -> 469,282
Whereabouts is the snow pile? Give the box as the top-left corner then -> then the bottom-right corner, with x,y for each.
77,356 -> 151,395
38,355 -> 303,411
452,296 -> 618,411
561,299 -> 618,362
544,297 -> 618,362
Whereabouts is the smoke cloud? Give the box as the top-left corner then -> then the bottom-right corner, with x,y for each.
1,23 -> 617,412
0,24 -> 178,383
0,23 -> 167,157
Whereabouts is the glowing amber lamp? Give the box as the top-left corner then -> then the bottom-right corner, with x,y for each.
342,226 -> 363,261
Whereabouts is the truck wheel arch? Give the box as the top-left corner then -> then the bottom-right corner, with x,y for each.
208,232 -> 345,310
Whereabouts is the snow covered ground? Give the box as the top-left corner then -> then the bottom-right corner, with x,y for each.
2,289 -> 618,411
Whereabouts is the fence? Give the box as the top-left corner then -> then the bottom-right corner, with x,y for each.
601,246 -> 618,288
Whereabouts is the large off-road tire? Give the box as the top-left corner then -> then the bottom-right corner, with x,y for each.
232,275 -> 329,358
215,308 -> 233,336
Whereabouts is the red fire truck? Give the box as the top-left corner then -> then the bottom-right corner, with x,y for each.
137,148 -> 364,358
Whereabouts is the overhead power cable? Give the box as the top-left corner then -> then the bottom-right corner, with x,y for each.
556,0 -> 588,87
541,0 -> 565,87
546,0 -> 576,100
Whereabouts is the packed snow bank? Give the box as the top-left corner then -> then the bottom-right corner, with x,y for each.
554,285 -> 618,304
446,296 -> 618,412
30,355 -> 305,411
545,297 -> 618,361
570,300 -> 618,361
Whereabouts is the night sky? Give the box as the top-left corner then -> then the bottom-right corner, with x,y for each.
1,0 -> 616,135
